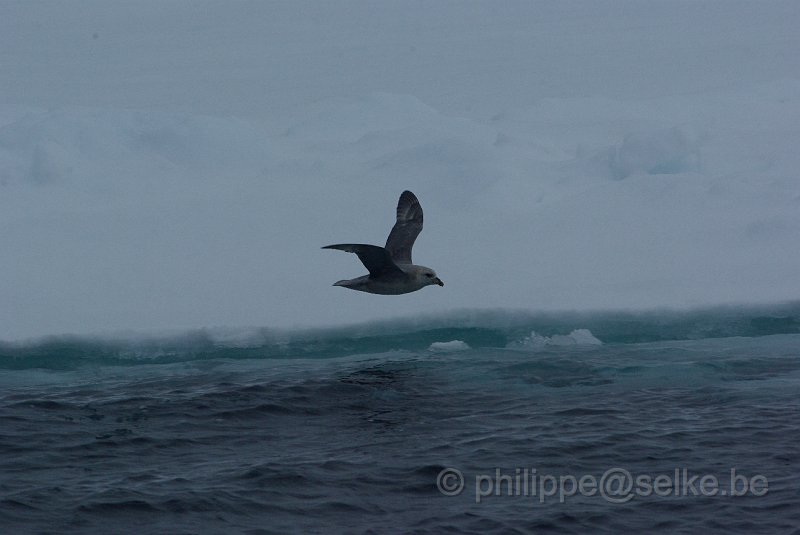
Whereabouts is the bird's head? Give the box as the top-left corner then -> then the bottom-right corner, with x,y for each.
417,266 -> 444,288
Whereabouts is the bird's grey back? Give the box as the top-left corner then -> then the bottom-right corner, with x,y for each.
385,190 -> 423,264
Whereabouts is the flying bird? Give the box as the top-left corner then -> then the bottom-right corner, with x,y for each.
323,190 -> 444,294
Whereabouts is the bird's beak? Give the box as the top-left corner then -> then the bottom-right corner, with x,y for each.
435,278 -> 444,287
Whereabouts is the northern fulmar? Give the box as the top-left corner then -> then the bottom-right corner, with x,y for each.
323,190 -> 444,294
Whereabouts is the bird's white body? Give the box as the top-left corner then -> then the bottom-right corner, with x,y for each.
333,264 -> 440,295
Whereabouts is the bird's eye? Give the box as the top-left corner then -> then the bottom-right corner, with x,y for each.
425,273 -> 433,278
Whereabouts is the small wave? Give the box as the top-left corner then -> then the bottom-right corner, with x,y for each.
77,499 -> 159,514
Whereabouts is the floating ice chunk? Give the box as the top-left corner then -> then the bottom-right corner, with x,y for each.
560,329 -> 602,346
428,340 -> 471,352
508,329 -> 602,349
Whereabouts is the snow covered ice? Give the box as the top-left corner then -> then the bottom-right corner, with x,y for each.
1,1 -> 798,339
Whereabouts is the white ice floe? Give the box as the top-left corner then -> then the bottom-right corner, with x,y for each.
428,340 -> 471,352
508,329 -> 602,350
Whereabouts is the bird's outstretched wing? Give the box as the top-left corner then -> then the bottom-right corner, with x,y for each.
385,190 -> 423,264
322,244 -> 404,277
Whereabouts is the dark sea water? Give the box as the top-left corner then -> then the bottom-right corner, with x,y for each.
2,306 -> 799,534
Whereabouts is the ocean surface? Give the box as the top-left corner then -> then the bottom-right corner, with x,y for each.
2,305 -> 799,534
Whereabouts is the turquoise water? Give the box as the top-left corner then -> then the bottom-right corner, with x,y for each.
1,306 -> 799,533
